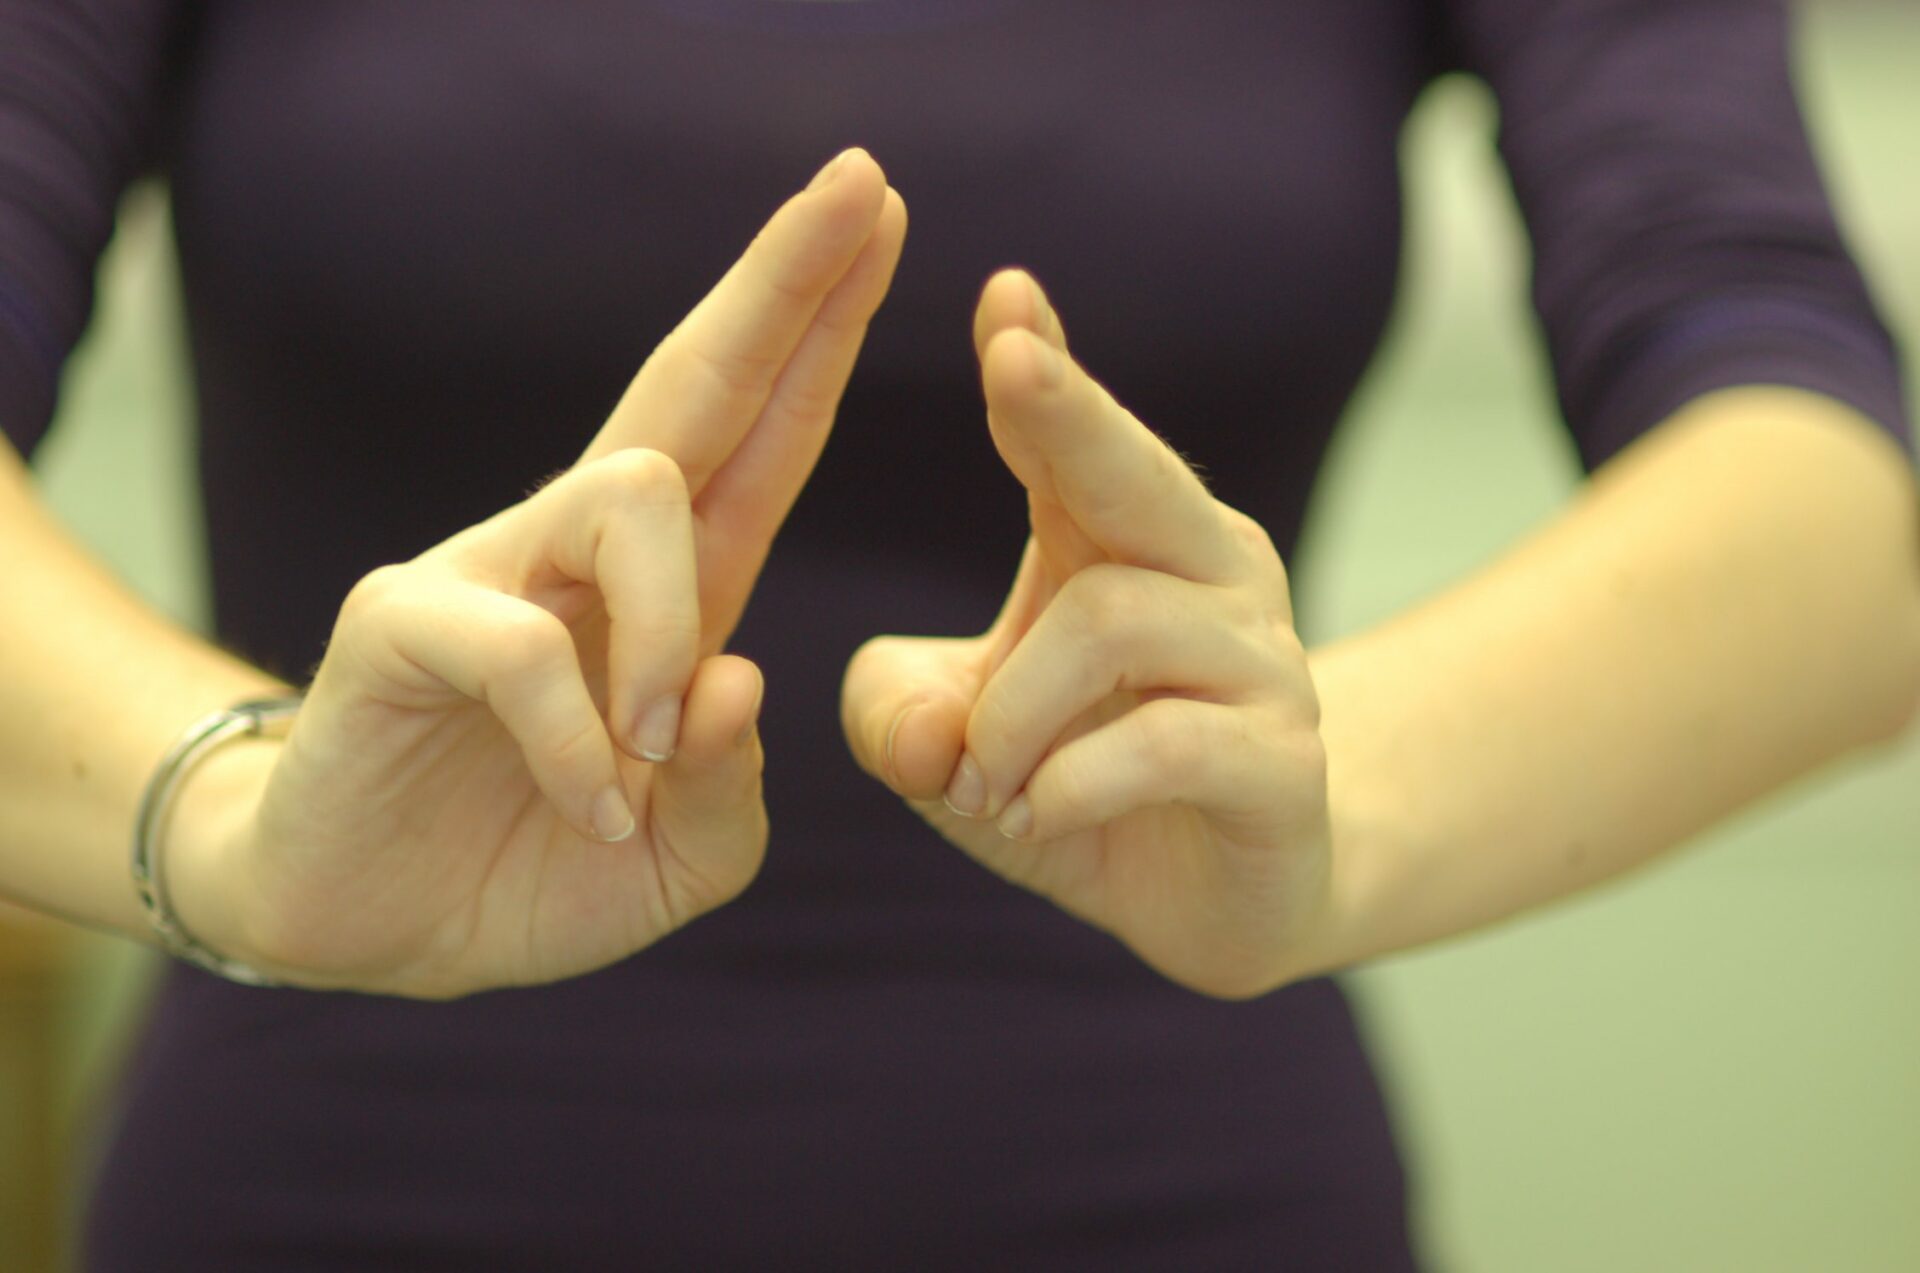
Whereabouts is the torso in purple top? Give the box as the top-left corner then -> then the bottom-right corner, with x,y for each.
0,1 -> 1902,1268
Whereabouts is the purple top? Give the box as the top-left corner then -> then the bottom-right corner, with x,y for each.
2,2 -> 1908,1268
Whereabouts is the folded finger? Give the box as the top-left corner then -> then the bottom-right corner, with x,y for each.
348,571 -> 636,844
951,564 -> 1296,820
512,449 -> 700,762
995,697 -> 1322,846
644,654 -> 771,925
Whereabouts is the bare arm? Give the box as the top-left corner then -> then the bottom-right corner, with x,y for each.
0,439 -> 286,939
1300,386 -> 1920,974
845,278 -> 1920,997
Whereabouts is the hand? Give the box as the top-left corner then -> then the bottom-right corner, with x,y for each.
183,151 -> 908,998
843,271 -> 1330,999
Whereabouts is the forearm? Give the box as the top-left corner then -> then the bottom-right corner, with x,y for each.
1298,387 -> 1920,976
0,441 -> 287,941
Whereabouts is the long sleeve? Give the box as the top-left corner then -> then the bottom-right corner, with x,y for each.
0,0 -> 185,458
1442,0 -> 1911,471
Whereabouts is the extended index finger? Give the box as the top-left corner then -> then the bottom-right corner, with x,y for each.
580,148 -> 890,487
979,286 -> 1242,584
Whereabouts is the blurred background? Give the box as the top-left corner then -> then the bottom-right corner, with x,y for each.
2,2 -> 1916,1269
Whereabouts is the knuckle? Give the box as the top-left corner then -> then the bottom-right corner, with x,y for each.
963,689 -> 1016,768
617,614 -> 703,662
1287,668 -> 1322,733
545,712 -> 612,773
1267,616 -> 1307,661
762,367 -> 852,429
1058,563 -> 1147,655
1135,702 -> 1201,782
679,336 -> 785,407
842,634 -> 911,704
1225,506 -> 1288,574
340,564 -> 411,628
1212,580 -> 1263,631
1221,505 -> 1266,551
1040,753 -> 1097,823
1226,624 -> 1284,690
1245,611 -> 1304,675
482,607 -> 573,682
762,260 -> 822,308
604,447 -> 689,502
1075,478 -> 1141,533
1248,701 -> 1324,789
1290,729 -> 1329,788
844,634 -> 887,684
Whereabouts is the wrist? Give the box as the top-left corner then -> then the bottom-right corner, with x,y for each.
1282,646 -> 1407,983
1280,772 -> 1393,984
159,734 -> 287,980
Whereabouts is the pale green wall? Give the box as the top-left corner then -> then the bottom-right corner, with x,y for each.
24,5 -> 1920,1269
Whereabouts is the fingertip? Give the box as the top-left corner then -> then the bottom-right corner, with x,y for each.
631,695 -> 684,764
652,654 -> 758,766
805,147 -> 888,223
837,146 -> 881,185
863,186 -> 911,296
1026,273 -> 1067,349
732,662 -> 767,749
994,793 -> 1035,842
879,185 -> 909,250
588,784 -> 639,843
973,269 -> 1065,359
972,269 -> 1037,360
887,695 -> 969,801
981,266 -> 1034,310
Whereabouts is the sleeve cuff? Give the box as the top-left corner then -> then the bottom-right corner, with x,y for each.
0,328 -> 57,459
1568,299 -> 1913,473
0,272 -> 61,458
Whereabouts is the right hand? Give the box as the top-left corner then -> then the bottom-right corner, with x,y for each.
177,150 -> 907,998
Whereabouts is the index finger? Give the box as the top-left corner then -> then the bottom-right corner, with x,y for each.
579,148 -> 891,488
979,300 -> 1242,584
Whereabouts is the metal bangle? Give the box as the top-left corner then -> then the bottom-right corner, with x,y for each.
130,696 -> 303,986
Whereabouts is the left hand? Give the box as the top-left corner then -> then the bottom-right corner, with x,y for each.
843,271 -> 1334,998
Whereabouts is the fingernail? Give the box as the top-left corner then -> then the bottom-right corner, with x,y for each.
942,753 -> 987,818
590,786 -> 636,843
996,794 -> 1033,841
734,680 -> 765,747
1030,336 -> 1065,389
634,696 -> 682,763
807,150 -> 848,192
1026,276 -> 1054,335
884,703 -> 918,781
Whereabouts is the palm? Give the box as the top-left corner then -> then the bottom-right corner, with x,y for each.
885,550 -> 1308,989
230,152 -> 907,998
844,272 -> 1331,998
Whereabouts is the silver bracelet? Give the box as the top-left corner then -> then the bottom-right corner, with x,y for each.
131,695 -> 303,986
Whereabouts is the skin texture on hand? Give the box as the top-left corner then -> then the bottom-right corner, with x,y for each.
182,150 -> 909,998
17,151 -> 1912,1006
842,271 -> 1335,999
845,281 -> 1920,1001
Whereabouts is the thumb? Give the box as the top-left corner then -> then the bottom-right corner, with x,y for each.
646,654 -> 769,915
841,634 -> 983,801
